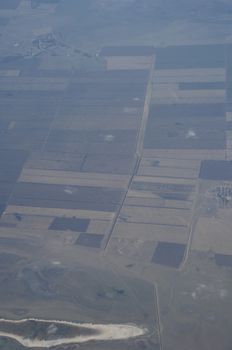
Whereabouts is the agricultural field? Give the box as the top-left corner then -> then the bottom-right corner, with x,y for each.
0,1 -> 232,350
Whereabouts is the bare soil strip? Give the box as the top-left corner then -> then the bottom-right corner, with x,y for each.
0,318 -> 147,348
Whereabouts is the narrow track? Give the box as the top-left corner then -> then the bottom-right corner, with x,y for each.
154,283 -> 163,350
103,55 -> 155,251
179,179 -> 200,270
